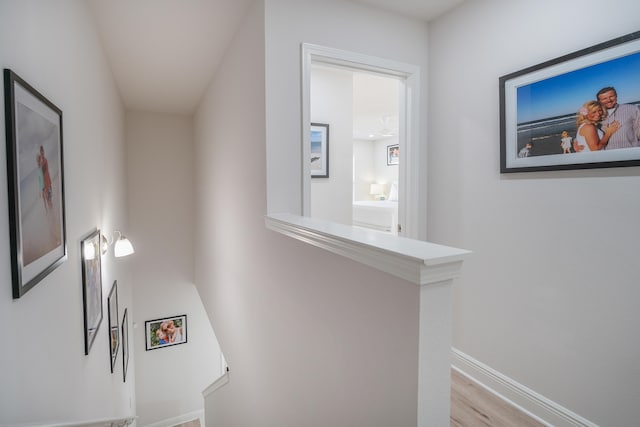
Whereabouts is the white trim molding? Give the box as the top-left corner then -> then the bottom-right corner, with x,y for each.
452,348 -> 599,427
142,410 -> 204,427
202,371 -> 230,399
265,213 -> 469,286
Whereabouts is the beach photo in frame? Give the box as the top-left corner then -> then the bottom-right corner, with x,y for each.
387,144 -> 399,165
500,31 -> 640,173
145,314 -> 187,351
122,308 -> 129,382
81,229 -> 103,355
4,69 -> 67,298
310,123 -> 329,178
107,280 -> 119,373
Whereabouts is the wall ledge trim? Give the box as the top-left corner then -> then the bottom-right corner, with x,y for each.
202,372 -> 230,398
452,348 -> 598,427
265,213 -> 470,286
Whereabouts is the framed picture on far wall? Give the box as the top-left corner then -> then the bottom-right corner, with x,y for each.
122,308 -> 129,382
107,280 -> 119,373
500,31 -> 640,173
81,228 -> 103,355
310,123 -> 329,178
145,314 -> 188,351
4,69 -> 67,298
387,144 -> 399,165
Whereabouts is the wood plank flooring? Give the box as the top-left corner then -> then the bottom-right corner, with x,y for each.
451,369 -> 545,427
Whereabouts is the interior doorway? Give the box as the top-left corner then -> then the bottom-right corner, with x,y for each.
302,44 -> 420,237
309,64 -> 400,234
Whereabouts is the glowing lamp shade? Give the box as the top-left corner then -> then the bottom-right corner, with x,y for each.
369,183 -> 384,196
114,235 -> 135,258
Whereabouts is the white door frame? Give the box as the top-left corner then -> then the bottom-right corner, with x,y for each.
301,43 -> 421,238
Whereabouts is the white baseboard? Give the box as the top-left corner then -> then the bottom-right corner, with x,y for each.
451,348 -> 599,427
142,409 -> 204,427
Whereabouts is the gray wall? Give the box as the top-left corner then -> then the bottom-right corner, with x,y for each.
126,111 -> 222,426
196,1 -> 420,425
428,0 -> 640,425
0,1 -> 134,424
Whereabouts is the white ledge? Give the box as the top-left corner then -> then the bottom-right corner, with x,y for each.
265,213 -> 470,286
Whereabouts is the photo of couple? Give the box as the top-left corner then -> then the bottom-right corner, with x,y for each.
501,32 -> 640,172
517,85 -> 640,158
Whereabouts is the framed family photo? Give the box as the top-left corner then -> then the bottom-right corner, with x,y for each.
4,69 -> 67,298
387,144 -> 399,165
107,280 -> 119,373
81,229 -> 103,355
310,123 -> 329,178
145,314 -> 187,351
500,31 -> 640,173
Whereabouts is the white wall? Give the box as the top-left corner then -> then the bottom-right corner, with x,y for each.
265,0 -> 429,240
196,1 -> 420,425
125,111 -> 222,426
0,1 -> 135,424
428,1 -> 640,425
310,65 -> 353,224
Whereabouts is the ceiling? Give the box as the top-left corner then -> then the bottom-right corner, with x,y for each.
88,0 -> 464,116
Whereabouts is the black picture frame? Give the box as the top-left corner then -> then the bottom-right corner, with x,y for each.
4,69 -> 67,298
81,228 -> 103,355
500,31 -> 640,173
145,314 -> 188,351
310,123 -> 329,178
122,308 -> 129,382
107,280 -> 119,373
387,144 -> 399,166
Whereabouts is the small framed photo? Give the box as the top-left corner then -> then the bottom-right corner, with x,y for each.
107,280 -> 119,373
81,229 -> 103,355
310,123 -> 329,178
122,308 -> 129,382
500,31 -> 640,173
387,144 -> 399,165
145,314 -> 187,351
4,69 -> 67,298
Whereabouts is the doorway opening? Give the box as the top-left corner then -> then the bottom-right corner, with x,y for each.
301,44 -> 420,238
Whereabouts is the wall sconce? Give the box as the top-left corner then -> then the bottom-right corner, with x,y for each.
101,230 -> 135,258
369,183 -> 385,200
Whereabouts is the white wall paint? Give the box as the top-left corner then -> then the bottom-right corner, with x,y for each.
310,65 -> 353,224
196,1 -> 421,425
125,111 -> 222,426
428,1 -> 640,425
0,1 -> 134,424
265,0 -> 429,240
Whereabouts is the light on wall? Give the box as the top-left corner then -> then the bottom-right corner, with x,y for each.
101,230 -> 135,258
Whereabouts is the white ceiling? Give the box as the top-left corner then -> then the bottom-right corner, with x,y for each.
88,0 -> 464,116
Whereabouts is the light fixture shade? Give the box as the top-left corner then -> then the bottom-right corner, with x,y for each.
369,183 -> 383,195
114,236 -> 135,258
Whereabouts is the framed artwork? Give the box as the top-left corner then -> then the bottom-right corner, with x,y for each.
107,280 -> 119,373
3,69 -> 67,298
122,308 -> 129,382
500,31 -> 640,173
145,314 -> 188,351
81,229 -> 103,355
387,144 -> 399,165
310,123 -> 329,178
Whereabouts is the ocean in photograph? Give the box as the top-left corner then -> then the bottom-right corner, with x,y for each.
517,100 -> 640,156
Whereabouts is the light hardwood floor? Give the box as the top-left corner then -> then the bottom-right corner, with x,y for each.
451,369 -> 545,427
